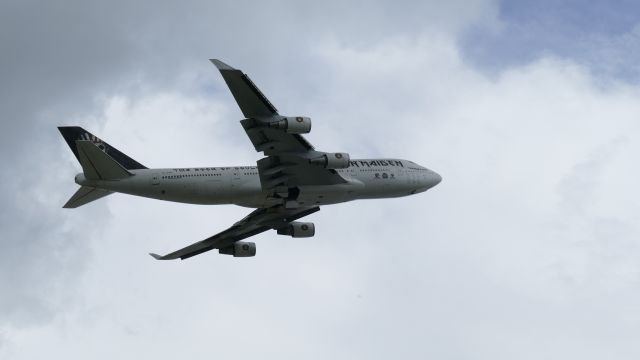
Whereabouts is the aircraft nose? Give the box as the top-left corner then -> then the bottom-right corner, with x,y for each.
431,171 -> 442,186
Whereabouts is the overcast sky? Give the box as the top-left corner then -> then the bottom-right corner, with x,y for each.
1,0 -> 639,359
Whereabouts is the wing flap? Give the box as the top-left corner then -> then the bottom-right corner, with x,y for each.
257,156 -> 347,189
241,118 -> 313,154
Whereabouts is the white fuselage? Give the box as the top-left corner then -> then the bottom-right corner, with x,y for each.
76,158 -> 441,208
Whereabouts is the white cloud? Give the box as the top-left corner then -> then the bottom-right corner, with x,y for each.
0,0 -> 498,331
3,1 -> 640,359
5,32 -> 640,359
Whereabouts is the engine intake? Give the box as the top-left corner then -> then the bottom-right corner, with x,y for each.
309,153 -> 350,169
218,241 -> 256,257
277,222 -> 315,238
269,116 -> 312,134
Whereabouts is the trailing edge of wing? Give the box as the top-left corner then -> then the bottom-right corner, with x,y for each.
210,59 -> 278,118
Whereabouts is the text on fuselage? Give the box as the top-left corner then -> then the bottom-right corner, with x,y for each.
349,160 -> 404,168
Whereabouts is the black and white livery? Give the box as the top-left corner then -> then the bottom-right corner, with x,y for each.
59,59 -> 442,260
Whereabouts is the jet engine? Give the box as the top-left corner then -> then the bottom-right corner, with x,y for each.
277,222 -> 315,238
218,241 -> 256,257
309,152 -> 350,169
269,116 -> 312,134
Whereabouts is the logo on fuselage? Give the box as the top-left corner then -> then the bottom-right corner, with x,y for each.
82,133 -> 108,153
349,160 -> 404,168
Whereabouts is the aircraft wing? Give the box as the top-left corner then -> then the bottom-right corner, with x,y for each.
149,205 -> 320,260
210,59 -> 278,118
211,59 -> 348,188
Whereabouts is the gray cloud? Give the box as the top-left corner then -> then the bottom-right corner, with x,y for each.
0,0 -> 495,329
2,0 -> 640,359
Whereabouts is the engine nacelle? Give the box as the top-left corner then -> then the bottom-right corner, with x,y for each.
218,241 -> 256,257
277,222 -> 315,238
309,152 -> 350,169
269,116 -> 312,134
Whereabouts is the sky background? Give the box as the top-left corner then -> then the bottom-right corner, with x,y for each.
1,0 -> 640,358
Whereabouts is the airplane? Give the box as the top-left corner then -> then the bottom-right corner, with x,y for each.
58,59 -> 442,260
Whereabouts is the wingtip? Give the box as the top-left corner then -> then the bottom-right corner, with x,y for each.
149,253 -> 164,260
209,59 -> 235,71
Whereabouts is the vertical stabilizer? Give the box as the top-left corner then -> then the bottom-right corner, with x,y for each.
76,140 -> 131,180
58,126 -> 147,170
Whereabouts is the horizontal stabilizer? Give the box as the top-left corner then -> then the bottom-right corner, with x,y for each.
63,186 -> 113,208
76,140 -> 132,180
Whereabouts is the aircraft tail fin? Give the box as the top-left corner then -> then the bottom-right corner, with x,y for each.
75,140 -> 132,180
63,186 -> 113,208
58,126 -> 147,170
